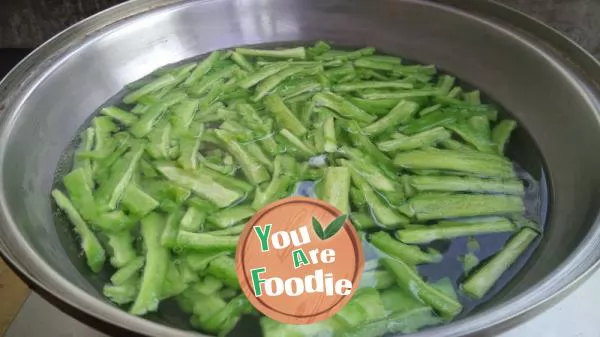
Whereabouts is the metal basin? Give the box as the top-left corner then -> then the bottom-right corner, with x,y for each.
1,0 -> 600,336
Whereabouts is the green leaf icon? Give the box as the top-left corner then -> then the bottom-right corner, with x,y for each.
312,216 -> 326,240
312,214 -> 348,241
323,214 -> 348,239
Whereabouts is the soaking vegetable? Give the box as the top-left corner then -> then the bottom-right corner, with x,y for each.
51,42 -> 543,337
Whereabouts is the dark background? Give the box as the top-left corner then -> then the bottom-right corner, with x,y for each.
0,0 -> 599,58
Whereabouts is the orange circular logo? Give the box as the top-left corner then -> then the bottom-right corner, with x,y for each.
235,196 -> 364,325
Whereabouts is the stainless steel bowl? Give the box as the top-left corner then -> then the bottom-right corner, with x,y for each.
2,0 -> 600,336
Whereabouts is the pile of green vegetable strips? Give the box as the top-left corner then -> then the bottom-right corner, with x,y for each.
51,41 -> 541,337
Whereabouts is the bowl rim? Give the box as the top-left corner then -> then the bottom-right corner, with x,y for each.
1,0 -> 600,336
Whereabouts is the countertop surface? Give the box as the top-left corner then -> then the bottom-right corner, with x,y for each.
1,0 -> 600,336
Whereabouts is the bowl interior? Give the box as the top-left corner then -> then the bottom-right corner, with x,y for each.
2,0 -> 600,336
